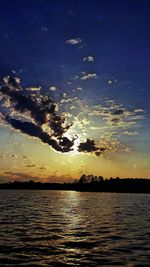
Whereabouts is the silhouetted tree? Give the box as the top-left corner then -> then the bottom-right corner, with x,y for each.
79,174 -> 87,183
79,174 -> 104,183
98,176 -> 104,181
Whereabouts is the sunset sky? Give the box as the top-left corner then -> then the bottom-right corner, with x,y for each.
0,0 -> 150,182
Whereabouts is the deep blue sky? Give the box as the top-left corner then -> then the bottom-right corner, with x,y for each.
1,0 -> 150,99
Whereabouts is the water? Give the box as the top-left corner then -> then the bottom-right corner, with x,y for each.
0,190 -> 150,266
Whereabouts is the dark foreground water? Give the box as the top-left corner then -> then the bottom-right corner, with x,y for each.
0,191 -> 150,266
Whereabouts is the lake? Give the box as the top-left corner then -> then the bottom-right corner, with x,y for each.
0,190 -> 150,266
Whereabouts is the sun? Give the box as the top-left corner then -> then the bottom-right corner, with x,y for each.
63,131 -> 81,156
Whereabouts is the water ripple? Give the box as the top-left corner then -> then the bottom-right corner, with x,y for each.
0,190 -> 150,266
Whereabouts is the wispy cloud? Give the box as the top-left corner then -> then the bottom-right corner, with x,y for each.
88,100 -> 144,131
123,131 -> 138,136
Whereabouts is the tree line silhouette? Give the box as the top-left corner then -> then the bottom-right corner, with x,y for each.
0,174 -> 150,193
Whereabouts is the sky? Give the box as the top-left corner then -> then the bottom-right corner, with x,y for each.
0,0 -> 150,182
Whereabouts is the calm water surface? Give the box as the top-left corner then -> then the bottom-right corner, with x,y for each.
0,190 -> 150,266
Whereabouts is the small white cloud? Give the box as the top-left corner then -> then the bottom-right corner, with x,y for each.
107,80 -> 113,85
83,56 -> 94,62
81,73 -> 97,80
49,86 -> 57,91
65,38 -> 82,45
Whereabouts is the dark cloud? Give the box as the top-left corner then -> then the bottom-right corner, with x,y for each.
6,117 -> 74,153
26,164 -> 36,168
0,76 -> 106,156
95,148 -> 106,156
6,117 -> 43,137
78,138 -> 98,152
58,136 -> 75,152
78,138 -> 106,156
0,77 -> 75,152
49,114 -> 72,138
1,85 -> 49,125
111,117 -> 121,124
111,109 -> 124,115
1,77 -> 71,137
3,76 -> 21,90
40,166 -> 47,170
